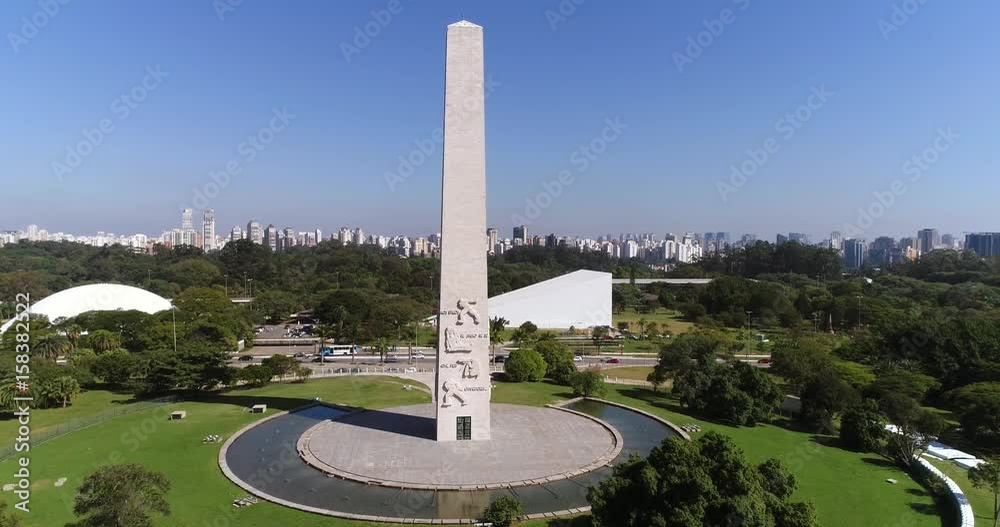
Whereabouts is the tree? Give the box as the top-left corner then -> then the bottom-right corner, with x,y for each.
373,337 -> 390,363
968,457 -> 1000,527
238,364 -> 274,386
799,367 -> 858,433
87,329 -> 121,353
482,496 -> 523,527
839,399 -> 889,452
64,324 -> 83,352
261,354 -> 299,378
880,392 -> 945,468
292,364 -> 313,383
945,382 -> 1000,448
70,464 -> 170,527
489,316 -> 508,363
504,349 -> 547,382
40,376 -> 80,408
591,325 -> 610,355
511,321 -> 539,345
570,370 -> 607,397
92,349 -> 139,386
534,340 -> 576,384
0,500 -> 22,527
32,333 -> 70,360
588,431 -> 817,527
674,360 -> 783,426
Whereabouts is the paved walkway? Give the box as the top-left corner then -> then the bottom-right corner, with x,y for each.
299,403 -> 620,489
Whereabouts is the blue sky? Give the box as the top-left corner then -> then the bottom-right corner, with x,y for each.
1,0 -> 996,241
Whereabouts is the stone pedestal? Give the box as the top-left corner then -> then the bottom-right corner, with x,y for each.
435,20 -> 491,442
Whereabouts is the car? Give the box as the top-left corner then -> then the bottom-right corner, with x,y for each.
238,355 -> 254,362
412,351 -> 425,359
292,352 -> 307,358
573,355 -> 584,362
494,355 -> 507,363
386,354 -> 399,363
606,358 -> 621,364
756,358 -> 771,364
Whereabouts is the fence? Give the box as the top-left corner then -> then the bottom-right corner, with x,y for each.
915,457 -> 976,527
0,395 -> 180,462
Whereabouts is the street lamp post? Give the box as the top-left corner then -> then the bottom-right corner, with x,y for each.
745,310 -> 753,358
171,305 -> 177,353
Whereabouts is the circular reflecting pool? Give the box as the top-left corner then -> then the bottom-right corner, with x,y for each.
221,400 -> 678,522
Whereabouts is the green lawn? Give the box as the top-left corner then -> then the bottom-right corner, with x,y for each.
929,459 -> 996,527
598,366 -> 655,382
613,308 -> 694,335
1,377 -> 947,527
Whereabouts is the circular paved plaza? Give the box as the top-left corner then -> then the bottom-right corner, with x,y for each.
298,403 -> 621,489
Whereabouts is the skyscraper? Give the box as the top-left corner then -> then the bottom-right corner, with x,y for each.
965,232 -> 1000,257
339,227 -> 352,244
843,239 -> 867,269
202,209 -> 216,252
917,228 -> 940,255
486,227 -> 498,254
230,225 -> 243,241
264,224 -> 278,251
246,220 -> 263,244
513,225 -> 527,246
181,208 -> 194,230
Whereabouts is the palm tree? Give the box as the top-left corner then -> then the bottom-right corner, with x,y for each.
373,337 -> 390,364
591,326 -> 610,356
489,316 -> 508,364
0,372 -> 24,409
87,329 -> 120,353
41,376 -> 80,408
64,324 -> 83,352
33,333 -> 70,360
314,323 -> 336,355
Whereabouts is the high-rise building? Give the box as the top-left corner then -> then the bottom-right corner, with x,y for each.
230,225 -> 243,241
788,232 -> 810,245
917,228 -> 940,255
281,227 -> 296,250
869,236 -> 896,266
941,234 -> 957,249
313,229 -> 322,246
246,220 -> 263,244
965,232 -> 1000,257
843,239 -> 867,269
202,209 -> 216,251
262,224 -> 278,251
181,208 -> 194,230
829,231 -> 843,252
486,228 -> 498,254
339,227 -> 352,244
513,225 -> 528,245
25,224 -> 39,241
353,227 -> 365,245
776,233 -> 788,245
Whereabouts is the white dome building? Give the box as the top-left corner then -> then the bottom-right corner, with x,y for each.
0,283 -> 171,333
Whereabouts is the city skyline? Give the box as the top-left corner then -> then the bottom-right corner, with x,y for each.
2,1 -> 998,237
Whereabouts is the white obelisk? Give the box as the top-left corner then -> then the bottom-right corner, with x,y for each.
435,20 -> 491,442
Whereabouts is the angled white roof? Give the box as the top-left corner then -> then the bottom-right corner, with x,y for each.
489,270 -> 611,329
0,283 -> 171,333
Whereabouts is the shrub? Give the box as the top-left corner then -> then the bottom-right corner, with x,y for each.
570,370 -> 607,397
482,496 -> 523,527
534,340 -> 576,384
504,349 -> 547,382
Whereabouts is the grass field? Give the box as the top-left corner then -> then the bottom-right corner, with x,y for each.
598,366 -> 655,382
612,308 -> 695,335
0,377 -> 948,527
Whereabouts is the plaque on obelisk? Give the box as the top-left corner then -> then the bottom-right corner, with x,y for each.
435,20 -> 491,442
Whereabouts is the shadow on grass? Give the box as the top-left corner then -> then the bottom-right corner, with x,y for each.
860,456 -> 898,469
542,516 -> 592,527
